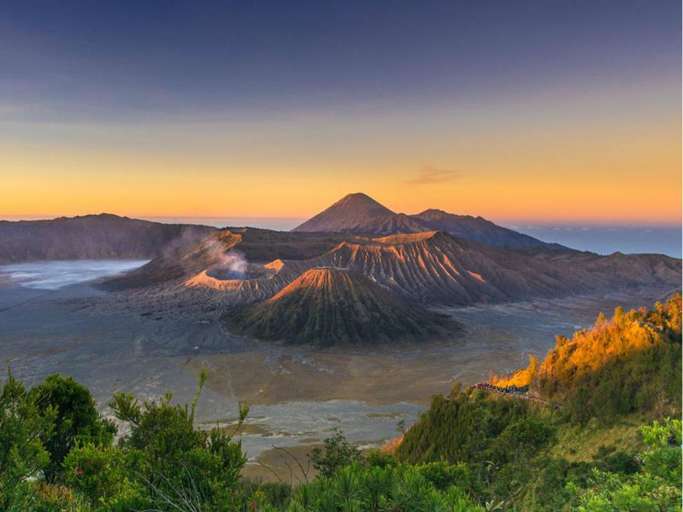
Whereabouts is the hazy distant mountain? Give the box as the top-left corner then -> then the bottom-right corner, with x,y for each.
292,193 -> 426,235
293,193 -> 562,250
411,209 -> 563,250
224,267 -> 456,345
0,214 -> 216,264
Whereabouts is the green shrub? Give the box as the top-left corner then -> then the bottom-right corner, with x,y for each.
308,428 -> 362,478
566,418 -> 682,511
107,379 -> 248,511
287,463 -> 483,512
30,375 -> 115,482
63,444 -> 144,511
0,372 -> 55,511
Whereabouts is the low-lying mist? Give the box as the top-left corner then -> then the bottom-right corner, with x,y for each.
0,260 -> 148,290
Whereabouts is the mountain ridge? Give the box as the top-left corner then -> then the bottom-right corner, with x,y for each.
0,213 -> 216,264
101,226 -> 681,311
293,193 -> 565,250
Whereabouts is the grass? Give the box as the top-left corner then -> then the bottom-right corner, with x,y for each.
548,413 -> 646,463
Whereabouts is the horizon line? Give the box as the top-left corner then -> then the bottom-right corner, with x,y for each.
1,213 -> 681,228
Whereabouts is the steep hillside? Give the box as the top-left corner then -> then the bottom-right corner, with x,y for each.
315,231 -> 681,305
292,193 -> 426,234
106,227 -> 681,308
102,228 -> 350,290
0,214 -> 215,263
224,267 -> 457,345
395,294 -> 682,510
492,293 -> 682,421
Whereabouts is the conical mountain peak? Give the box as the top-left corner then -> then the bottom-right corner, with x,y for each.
293,192 -> 425,234
225,267 -> 455,345
332,192 -> 393,212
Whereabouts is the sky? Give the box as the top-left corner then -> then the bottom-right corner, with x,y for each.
1,0 -> 681,225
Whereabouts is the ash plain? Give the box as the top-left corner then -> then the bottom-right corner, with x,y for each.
0,260 -> 672,478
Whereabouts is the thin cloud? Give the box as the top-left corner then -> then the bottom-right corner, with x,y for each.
406,166 -> 460,186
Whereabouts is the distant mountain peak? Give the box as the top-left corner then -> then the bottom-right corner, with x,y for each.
293,192 -> 424,234
418,208 -> 447,215
416,209 -> 475,220
293,193 -> 566,250
328,192 -> 395,214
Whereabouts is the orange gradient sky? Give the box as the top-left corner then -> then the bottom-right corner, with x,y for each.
1,2 -> 680,226
3,82 -> 680,225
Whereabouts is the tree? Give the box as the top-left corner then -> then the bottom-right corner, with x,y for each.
63,443 -> 144,510
0,371 -> 54,510
309,428 -> 362,478
30,374 -> 115,481
107,372 -> 248,511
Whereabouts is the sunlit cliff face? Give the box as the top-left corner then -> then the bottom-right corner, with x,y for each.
490,294 -> 683,390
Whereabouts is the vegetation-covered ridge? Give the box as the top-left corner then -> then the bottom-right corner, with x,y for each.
491,292 -> 681,421
396,293 -> 682,510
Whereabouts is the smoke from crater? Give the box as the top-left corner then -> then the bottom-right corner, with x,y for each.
210,250 -> 248,279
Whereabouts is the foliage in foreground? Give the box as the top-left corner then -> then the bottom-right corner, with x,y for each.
277,462 -> 482,512
0,370 -> 483,511
397,294 -> 682,510
31,375 -> 115,482
0,370 -> 252,511
567,418 -> 682,512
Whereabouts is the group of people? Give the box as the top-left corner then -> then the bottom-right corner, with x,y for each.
472,382 -> 529,395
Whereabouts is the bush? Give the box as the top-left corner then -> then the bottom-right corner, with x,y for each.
308,428 -> 362,478
0,372 -> 55,511
30,375 -> 115,481
287,463 -> 483,512
566,418 -> 682,511
107,377 -> 248,511
63,444 -> 144,511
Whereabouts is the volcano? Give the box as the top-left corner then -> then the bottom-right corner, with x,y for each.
224,267 -> 457,345
293,193 -> 562,250
292,193 -> 426,235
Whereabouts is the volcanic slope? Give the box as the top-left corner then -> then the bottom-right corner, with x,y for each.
293,192 -> 561,250
314,231 -> 681,305
411,208 -> 563,250
0,214 -> 216,263
292,193 -> 426,235
224,267 -> 457,345
105,227 -> 681,308
102,228 -> 354,290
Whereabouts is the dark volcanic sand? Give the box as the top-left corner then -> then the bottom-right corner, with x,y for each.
0,271 -> 674,470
